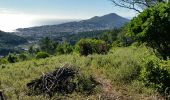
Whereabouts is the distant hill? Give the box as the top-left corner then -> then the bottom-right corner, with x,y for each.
0,31 -> 27,45
0,30 -> 27,56
14,13 -> 129,39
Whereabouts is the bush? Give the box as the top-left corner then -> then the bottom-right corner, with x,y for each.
77,75 -> 99,94
7,53 -> 18,63
56,42 -> 73,55
19,53 -> 28,61
76,39 -> 109,56
140,59 -> 170,93
128,3 -> 170,59
0,58 -> 8,65
114,61 -> 141,83
36,52 -> 50,59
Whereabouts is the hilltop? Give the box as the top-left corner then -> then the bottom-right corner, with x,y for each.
14,13 -> 129,39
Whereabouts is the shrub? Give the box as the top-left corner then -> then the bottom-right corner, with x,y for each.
128,3 -> 170,59
77,75 -> 99,94
140,59 -> 170,93
76,39 -> 108,56
56,42 -> 73,55
0,58 -> 8,65
114,61 -> 141,83
7,53 -> 18,63
18,53 -> 28,61
36,52 -> 50,59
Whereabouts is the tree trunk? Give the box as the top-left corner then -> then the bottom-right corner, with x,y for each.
0,91 -> 4,100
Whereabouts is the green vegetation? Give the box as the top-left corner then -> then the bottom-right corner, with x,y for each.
128,3 -> 170,59
39,37 -> 58,54
67,30 -> 107,45
7,53 -> 19,63
99,29 -> 120,44
0,46 -> 170,99
0,2 -> 169,100
76,39 -> 108,56
56,42 -> 73,55
0,30 -> 27,56
36,52 -> 50,59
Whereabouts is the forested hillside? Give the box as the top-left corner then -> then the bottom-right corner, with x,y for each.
0,31 -> 27,56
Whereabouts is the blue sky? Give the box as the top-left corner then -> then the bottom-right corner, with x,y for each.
0,0 -> 137,31
0,0 -> 137,18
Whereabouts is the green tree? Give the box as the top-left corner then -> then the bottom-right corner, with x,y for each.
116,25 -> 134,47
28,46 -> 34,54
128,3 -> 170,59
76,39 -> 108,56
99,29 -> 120,44
39,37 -> 58,54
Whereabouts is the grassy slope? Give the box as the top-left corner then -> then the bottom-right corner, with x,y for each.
0,46 -> 168,100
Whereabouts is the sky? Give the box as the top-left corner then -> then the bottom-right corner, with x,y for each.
0,0 -> 137,32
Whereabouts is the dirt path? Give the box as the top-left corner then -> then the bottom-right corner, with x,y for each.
94,74 -> 164,100
95,75 -> 130,100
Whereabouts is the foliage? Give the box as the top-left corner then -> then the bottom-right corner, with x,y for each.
140,58 -> 170,93
0,30 -> 27,46
0,30 -> 27,56
7,53 -> 19,63
76,75 -> 98,94
99,29 -> 121,44
18,53 -> 28,61
28,46 -> 35,54
36,52 -> 50,59
116,25 -> 133,47
0,46 -> 169,99
67,30 -> 107,45
39,37 -> 58,54
56,42 -> 73,55
76,39 -> 108,56
0,58 -> 8,65
128,3 -> 170,59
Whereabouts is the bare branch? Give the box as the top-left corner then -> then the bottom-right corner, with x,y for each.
110,0 -> 142,13
110,0 -> 166,13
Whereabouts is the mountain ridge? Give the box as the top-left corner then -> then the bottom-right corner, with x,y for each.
14,13 -> 129,38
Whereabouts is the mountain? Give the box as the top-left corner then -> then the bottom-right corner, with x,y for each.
0,30 -> 27,56
14,13 -> 129,39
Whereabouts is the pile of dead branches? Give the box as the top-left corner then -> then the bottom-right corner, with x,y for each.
27,64 -> 78,97
0,90 -> 5,100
